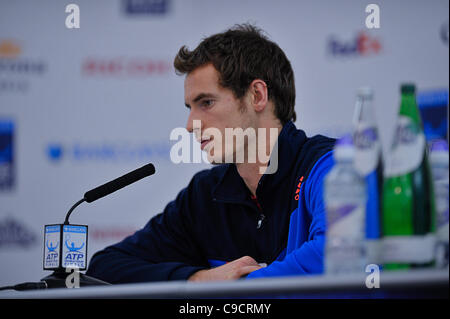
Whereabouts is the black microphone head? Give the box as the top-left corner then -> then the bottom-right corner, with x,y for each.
83,163 -> 155,203
140,163 -> 156,176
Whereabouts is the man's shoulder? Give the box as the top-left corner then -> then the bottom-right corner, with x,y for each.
304,134 -> 336,152
286,123 -> 335,166
295,134 -> 336,172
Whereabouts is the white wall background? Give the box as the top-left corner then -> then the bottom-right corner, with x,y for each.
0,0 -> 448,286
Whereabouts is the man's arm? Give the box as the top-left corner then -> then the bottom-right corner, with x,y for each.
86,248 -> 205,283
188,256 -> 262,281
246,151 -> 334,278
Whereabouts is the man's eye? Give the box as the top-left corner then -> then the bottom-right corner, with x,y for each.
201,99 -> 214,108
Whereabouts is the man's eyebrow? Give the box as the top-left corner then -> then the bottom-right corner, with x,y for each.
185,93 -> 218,108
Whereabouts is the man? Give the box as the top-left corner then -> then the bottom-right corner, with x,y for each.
86,24 -> 335,283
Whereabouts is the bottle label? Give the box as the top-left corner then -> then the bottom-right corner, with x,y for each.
435,180 -> 449,230
327,203 -> 365,238
381,234 -> 436,263
326,203 -> 366,273
366,239 -> 382,265
354,124 -> 381,176
325,176 -> 367,273
385,116 -> 425,177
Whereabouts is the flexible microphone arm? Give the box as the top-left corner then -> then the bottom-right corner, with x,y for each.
64,198 -> 86,225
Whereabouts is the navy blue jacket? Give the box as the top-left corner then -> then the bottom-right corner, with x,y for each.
86,121 -> 335,283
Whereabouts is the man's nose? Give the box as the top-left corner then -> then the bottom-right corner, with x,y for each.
186,111 -> 203,143
186,109 -> 198,133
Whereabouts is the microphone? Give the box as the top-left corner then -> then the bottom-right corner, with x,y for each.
63,163 -> 155,224
84,163 -> 155,203
39,163 -> 156,289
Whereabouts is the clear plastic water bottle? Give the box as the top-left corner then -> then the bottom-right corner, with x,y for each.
352,87 -> 382,268
429,139 -> 449,269
325,135 -> 367,274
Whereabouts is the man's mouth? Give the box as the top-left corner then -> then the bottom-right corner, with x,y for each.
200,138 -> 212,150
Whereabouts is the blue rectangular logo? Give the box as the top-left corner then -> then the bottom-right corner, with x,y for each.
124,0 -> 169,15
417,90 -> 449,141
45,225 -> 61,233
0,119 -> 14,191
63,225 -> 87,234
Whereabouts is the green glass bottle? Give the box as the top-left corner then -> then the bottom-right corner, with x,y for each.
382,84 -> 436,270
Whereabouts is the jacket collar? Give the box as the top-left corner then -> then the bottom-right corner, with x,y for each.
211,121 -> 307,203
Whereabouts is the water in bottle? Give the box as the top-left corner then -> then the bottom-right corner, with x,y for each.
325,135 -> 367,274
429,139 -> 449,268
352,87 -> 382,267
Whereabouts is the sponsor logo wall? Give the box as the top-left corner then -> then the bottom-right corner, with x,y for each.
0,40 -> 47,94
327,31 -> 382,57
0,0 -> 448,286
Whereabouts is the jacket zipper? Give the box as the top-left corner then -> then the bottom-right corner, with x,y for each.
251,195 -> 266,230
256,213 -> 266,229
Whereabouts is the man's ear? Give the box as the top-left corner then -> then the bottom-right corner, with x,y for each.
249,79 -> 268,112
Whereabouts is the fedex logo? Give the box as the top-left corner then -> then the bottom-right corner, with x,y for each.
328,32 -> 381,57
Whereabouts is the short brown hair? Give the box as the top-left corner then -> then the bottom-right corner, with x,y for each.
174,24 -> 296,124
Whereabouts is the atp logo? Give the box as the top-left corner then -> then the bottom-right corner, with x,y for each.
46,240 -> 59,252
63,235 -> 85,268
65,238 -> 84,252
45,240 -> 59,265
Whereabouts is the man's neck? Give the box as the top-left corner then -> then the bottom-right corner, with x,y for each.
236,162 -> 264,197
236,121 -> 282,197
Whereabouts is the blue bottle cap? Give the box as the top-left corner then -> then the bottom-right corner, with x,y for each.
336,134 -> 354,146
334,134 -> 354,160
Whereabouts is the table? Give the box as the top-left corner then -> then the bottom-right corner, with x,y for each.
1,268 -> 448,299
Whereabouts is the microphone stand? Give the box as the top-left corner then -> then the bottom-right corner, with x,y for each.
41,198 -> 110,288
41,269 -> 110,288
4,163 -> 155,291
40,163 -> 155,289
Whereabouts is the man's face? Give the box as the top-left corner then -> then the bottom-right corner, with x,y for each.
184,63 -> 255,164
